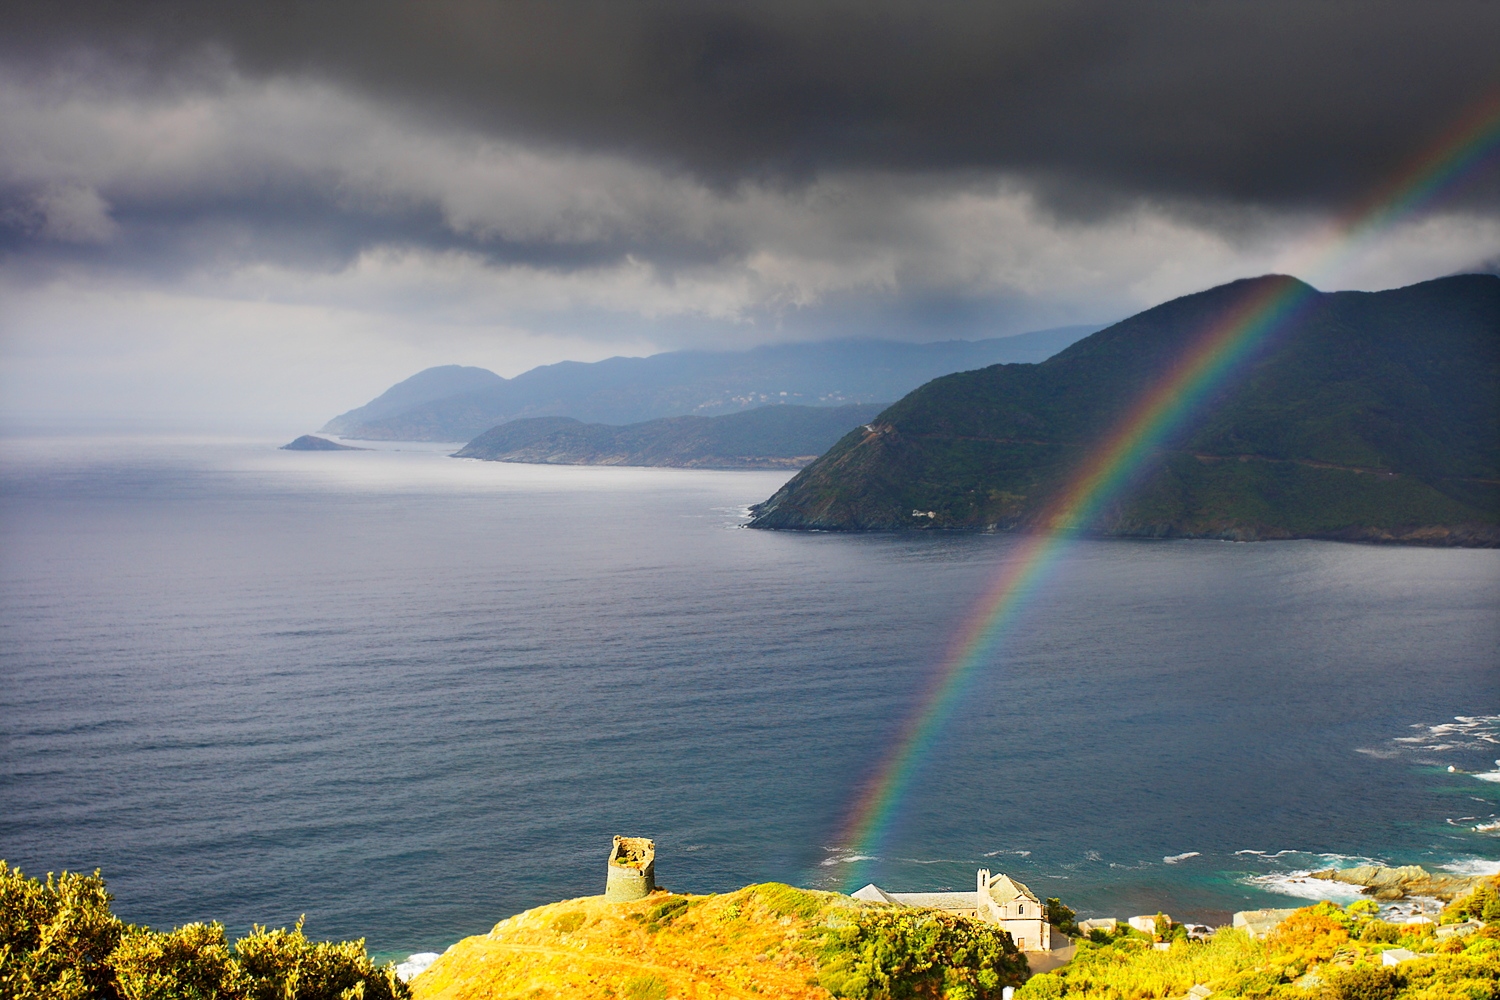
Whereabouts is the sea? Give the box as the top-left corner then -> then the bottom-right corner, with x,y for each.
2,435 -> 1497,965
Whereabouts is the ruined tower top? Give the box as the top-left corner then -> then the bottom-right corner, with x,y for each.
605,835 -> 656,901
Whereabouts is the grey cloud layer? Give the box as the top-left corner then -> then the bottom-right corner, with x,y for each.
8,1 -> 1500,207
2,1 -> 1498,356
4,3 -> 1499,431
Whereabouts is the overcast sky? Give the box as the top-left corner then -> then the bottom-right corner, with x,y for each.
3,2 -> 1498,433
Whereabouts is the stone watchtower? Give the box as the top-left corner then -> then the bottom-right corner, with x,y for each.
605,836 -> 656,901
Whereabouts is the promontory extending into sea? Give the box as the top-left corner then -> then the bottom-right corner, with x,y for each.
748,274 -> 1500,546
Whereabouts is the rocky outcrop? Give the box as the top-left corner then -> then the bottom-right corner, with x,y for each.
1310,865 -> 1483,902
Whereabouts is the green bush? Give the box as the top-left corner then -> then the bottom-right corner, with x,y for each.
112,923 -> 242,1000
0,861 -> 123,1000
621,973 -> 668,1000
1323,964 -> 1405,1000
1043,899 -> 1078,938
234,920 -> 405,1000
1359,920 -> 1404,944
1443,877 -> 1500,925
0,863 -> 407,1000
815,907 -> 1026,999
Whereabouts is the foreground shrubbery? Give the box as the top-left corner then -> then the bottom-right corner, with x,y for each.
814,906 -> 1028,1000
1017,879 -> 1500,1000
8,860 -> 1497,1000
0,862 -> 408,1000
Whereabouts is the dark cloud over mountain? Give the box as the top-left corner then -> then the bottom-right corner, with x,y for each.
2,3 -> 1497,431
7,1 -> 1499,209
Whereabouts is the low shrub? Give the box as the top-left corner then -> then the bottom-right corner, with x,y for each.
1323,964 -> 1405,1000
0,862 -> 123,1000
235,919 -> 405,1000
0,863 -> 407,1000
1043,899 -> 1078,938
814,906 -> 1026,999
1443,876 -> 1500,925
621,973 -> 668,1000
112,922 -> 242,1000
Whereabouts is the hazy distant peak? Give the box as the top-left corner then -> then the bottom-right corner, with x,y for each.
322,365 -> 504,435
324,328 -> 1106,442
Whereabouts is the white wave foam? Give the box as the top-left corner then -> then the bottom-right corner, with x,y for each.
1364,717 -> 1500,767
1163,852 -> 1201,864
1234,850 -> 1378,866
395,953 -> 440,982
1474,769 -> 1500,783
1474,821 -> 1500,833
982,849 -> 1031,858
821,854 -> 877,866
1242,872 -> 1365,903
1441,858 -> 1500,876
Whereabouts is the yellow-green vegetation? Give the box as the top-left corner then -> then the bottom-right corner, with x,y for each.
1017,879 -> 1500,1000
0,861 -> 407,1000
10,857 -> 1498,1000
411,882 -> 1026,1000
1446,879 -> 1500,925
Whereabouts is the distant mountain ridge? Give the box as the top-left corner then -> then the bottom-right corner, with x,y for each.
328,365 -> 502,430
748,274 -> 1500,545
454,403 -> 886,469
321,326 -> 1101,441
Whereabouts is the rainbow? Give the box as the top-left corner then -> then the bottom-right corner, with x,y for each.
832,92 -> 1500,888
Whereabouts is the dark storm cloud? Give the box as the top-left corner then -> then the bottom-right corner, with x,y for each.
8,0 -> 1500,211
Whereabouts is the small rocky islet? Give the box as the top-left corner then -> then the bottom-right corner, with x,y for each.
280,434 -> 366,451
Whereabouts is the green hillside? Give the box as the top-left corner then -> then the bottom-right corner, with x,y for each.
748,274 -> 1500,544
453,403 -> 884,469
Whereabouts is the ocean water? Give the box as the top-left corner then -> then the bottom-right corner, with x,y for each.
1,436 -> 1497,963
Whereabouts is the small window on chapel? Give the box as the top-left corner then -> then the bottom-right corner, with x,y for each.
1019,905 -> 1024,914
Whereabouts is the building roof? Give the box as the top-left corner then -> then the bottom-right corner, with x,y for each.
885,892 -> 976,911
851,884 -> 896,903
1232,908 -> 1298,939
850,885 -> 976,911
984,873 -> 1040,906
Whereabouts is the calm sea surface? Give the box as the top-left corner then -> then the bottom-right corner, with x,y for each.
2,436 -> 1497,961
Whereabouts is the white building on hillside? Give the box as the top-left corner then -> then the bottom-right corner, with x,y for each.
851,869 -> 1053,952
976,869 -> 1052,952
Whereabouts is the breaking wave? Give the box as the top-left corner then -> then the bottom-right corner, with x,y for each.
821,853 -> 877,867
395,953 -> 440,982
1360,716 -> 1500,765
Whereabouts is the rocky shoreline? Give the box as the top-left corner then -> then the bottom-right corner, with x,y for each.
1310,864 -> 1484,902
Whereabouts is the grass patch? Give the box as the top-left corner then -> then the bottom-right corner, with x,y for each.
621,972 -> 668,1000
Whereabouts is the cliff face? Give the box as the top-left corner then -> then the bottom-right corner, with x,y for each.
749,274 -> 1500,545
